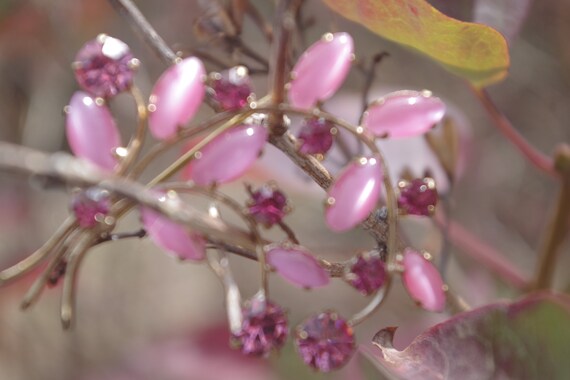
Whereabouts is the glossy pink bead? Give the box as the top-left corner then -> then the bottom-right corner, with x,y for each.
188,124 -> 268,186
266,245 -> 329,289
141,206 -> 205,261
65,91 -> 121,170
325,157 -> 383,232
362,90 -> 446,138
288,33 -> 353,109
402,249 -> 445,312
148,57 -> 206,140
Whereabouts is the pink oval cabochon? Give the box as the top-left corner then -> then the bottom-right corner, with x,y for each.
188,124 -> 268,186
288,33 -> 353,109
66,91 -> 121,171
402,249 -> 445,312
362,91 -> 445,138
325,157 -> 383,232
141,207 -> 205,261
266,245 -> 329,288
148,57 -> 206,140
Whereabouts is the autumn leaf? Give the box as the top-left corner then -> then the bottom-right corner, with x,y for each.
369,293 -> 570,380
322,0 -> 510,87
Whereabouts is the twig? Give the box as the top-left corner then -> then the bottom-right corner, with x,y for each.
0,142 -> 255,251
268,0 -> 303,135
471,87 -> 558,178
533,145 -> 570,289
107,0 -> 178,64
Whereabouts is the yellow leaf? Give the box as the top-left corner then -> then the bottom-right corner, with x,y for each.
323,0 -> 510,87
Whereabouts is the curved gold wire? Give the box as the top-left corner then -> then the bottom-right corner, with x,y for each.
0,217 -> 76,285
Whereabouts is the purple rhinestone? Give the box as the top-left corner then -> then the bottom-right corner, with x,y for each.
232,299 -> 289,357
297,117 -> 335,155
295,311 -> 355,372
209,66 -> 253,111
71,187 -> 111,228
74,35 -> 135,98
247,185 -> 288,227
398,178 -> 438,216
347,254 -> 386,296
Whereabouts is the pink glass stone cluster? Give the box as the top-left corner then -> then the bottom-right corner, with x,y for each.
71,187 -> 111,228
401,249 -> 445,312
325,156 -> 383,232
232,299 -> 289,357
74,35 -> 135,98
289,33 -> 354,109
208,66 -> 253,111
398,178 -> 438,216
187,123 -> 268,186
297,117 -> 335,155
148,57 -> 206,140
66,91 -> 122,171
247,185 -> 288,227
346,254 -> 386,296
295,311 -> 356,372
266,244 -> 329,289
361,90 -> 446,138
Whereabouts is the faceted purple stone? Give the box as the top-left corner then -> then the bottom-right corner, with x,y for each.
73,35 -> 135,98
347,254 -> 386,296
232,299 -> 289,357
247,185 -> 288,227
398,178 -> 438,216
209,66 -> 253,111
71,187 -> 111,228
297,117 -> 335,155
295,311 -> 355,372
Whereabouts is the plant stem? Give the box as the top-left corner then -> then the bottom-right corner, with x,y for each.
533,146 -> 570,289
107,0 -> 178,64
471,86 -> 558,178
268,0 -> 302,135
434,212 -> 529,290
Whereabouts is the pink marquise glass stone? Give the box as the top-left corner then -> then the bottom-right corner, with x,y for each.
71,187 -> 111,228
148,57 -> 206,140
361,90 -> 446,138
188,124 -> 268,186
74,35 -> 135,98
66,91 -> 121,170
297,117 -> 335,155
247,185 -> 288,227
288,32 -> 353,109
402,249 -> 445,312
208,66 -> 253,111
141,206 -> 205,261
347,254 -> 386,296
232,299 -> 289,357
266,245 -> 329,288
295,311 -> 356,372
325,157 -> 383,232
398,178 -> 438,216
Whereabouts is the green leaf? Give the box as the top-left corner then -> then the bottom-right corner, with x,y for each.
322,0 -> 510,87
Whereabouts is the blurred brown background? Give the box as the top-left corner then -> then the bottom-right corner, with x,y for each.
0,1 -> 569,379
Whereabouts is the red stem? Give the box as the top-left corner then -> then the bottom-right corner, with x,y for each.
435,213 -> 529,290
471,87 -> 558,179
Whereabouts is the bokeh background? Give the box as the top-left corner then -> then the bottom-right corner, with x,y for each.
0,1 -> 569,379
